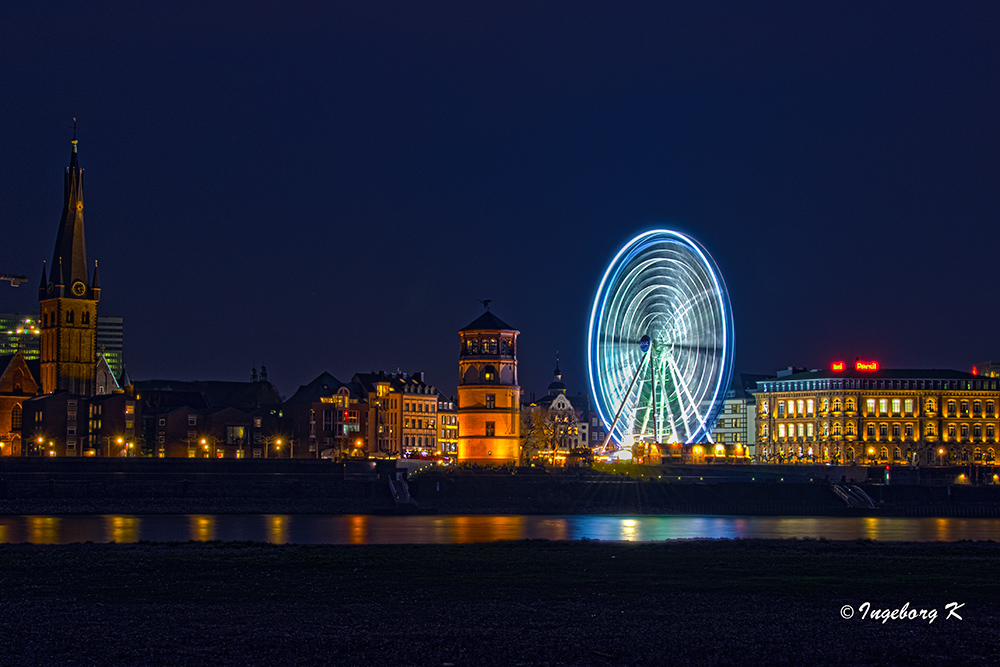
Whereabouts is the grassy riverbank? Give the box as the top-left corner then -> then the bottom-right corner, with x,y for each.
1,539 -> 997,666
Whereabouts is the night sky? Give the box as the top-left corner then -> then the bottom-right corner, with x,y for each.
2,2 -> 998,400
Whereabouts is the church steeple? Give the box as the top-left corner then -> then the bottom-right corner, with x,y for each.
38,124 -> 100,398
47,130 -> 92,300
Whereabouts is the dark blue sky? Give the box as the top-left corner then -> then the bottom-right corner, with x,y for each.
2,2 -> 998,399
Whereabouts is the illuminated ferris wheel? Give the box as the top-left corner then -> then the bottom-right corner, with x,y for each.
587,229 -> 734,448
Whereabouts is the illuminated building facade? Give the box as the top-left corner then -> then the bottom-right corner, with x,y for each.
38,136 -> 101,396
96,316 -> 125,379
437,395 -> 458,458
711,373 -> 771,461
457,311 -> 521,465
754,363 -> 1000,465
0,315 -> 41,360
285,372 -> 365,459
352,371 -> 439,459
522,359 -> 589,465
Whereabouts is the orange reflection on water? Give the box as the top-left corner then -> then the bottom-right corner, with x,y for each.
863,516 -> 881,541
27,516 -> 60,544
189,515 -> 216,541
105,515 -> 140,543
450,515 -> 524,543
347,515 -> 368,545
266,515 -> 289,544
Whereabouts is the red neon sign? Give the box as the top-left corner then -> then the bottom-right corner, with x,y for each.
831,361 -> 845,372
973,366 -> 978,376
855,360 -> 879,371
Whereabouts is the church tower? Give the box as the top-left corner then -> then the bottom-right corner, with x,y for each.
38,132 -> 100,396
457,309 -> 521,465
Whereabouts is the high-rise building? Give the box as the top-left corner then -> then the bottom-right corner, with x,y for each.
96,316 -> 124,379
0,314 -> 41,360
37,135 -> 101,396
0,314 -> 123,380
457,310 -> 521,465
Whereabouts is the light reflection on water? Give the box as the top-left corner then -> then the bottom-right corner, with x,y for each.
0,515 -> 998,545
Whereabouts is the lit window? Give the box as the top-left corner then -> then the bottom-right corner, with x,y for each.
797,400 -> 805,416
891,399 -> 901,414
797,423 -> 804,438
806,423 -> 814,438
778,424 -> 786,438
485,394 -> 495,409
866,399 -> 876,415
806,399 -> 814,415
878,399 -> 888,415
904,399 -> 913,414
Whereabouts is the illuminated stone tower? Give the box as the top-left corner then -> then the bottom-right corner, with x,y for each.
38,134 -> 100,396
457,310 -> 521,465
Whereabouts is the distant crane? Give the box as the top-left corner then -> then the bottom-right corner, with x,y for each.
0,273 -> 28,287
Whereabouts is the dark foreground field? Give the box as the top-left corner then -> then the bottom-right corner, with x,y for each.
1,539 -> 998,666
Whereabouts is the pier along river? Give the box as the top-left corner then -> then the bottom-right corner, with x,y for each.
3,514 -> 1000,544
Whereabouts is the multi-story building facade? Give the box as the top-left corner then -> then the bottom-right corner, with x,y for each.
522,360 -> 589,465
352,371 -> 440,459
96,316 -> 124,380
754,364 -> 1000,465
21,389 -> 139,457
437,395 -> 458,459
0,315 -> 41,360
0,314 -> 124,381
457,311 -> 521,465
712,373 -> 771,461
285,372 -> 365,459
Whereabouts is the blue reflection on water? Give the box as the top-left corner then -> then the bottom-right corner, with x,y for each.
0,514 -> 999,545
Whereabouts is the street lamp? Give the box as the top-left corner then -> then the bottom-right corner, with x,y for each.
264,437 -> 281,459
117,437 -> 124,457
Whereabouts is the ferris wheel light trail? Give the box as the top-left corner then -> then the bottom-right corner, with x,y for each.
588,229 -> 734,449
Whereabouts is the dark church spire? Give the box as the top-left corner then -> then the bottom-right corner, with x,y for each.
46,130 -> 90,299
37,261 -> 47,298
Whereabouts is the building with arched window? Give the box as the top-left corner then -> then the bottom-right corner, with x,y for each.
457,310 -> 521,465
0,352 -> 39,456
755,367 -> 1000,466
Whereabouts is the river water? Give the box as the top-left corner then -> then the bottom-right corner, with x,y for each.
1,514 -> 1000,544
